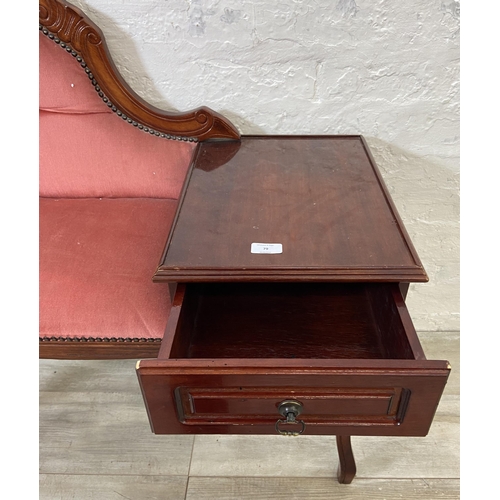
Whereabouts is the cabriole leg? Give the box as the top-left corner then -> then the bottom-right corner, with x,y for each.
336,435 -> 356,484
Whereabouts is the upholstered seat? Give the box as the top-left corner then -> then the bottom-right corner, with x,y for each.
39,197 -> 177,342
39,19 -> 195,357
39,0 -> 238,358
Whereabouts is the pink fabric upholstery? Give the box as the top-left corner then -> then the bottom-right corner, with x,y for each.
39,32 -> 197,343
39,198 -> 177,340
39,32 -> 196,198
39,32 -> 106,113
39,111 -> 195,198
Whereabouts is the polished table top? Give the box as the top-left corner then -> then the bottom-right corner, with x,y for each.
154,136 -> 427,282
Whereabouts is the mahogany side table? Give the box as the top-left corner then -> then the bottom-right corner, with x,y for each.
137,136 -> 450,484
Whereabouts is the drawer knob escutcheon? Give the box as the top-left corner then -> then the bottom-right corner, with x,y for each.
275,400 -> 306,436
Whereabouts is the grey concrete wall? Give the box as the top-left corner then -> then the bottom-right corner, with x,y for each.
71,0 -> 460,331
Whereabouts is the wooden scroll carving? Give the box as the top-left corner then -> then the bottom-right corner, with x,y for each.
39,0 -> 240,142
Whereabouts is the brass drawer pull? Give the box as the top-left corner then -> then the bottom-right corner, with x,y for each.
275,400 -> 306,436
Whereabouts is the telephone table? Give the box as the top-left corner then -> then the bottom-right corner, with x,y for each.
137,136 -> 450,484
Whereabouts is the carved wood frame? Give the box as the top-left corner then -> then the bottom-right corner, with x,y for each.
40,0 -> 241,358
39,0 -> 240,142
39,338 -> 161,360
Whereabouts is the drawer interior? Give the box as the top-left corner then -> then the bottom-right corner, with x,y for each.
164,282 -> 424,361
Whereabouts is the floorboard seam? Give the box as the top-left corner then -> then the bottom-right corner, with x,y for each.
417,330 -> 460,334
184,476 -> 191,500
184,475 -> 460,480
39,472 -> 190,478
187,436 -> 196,476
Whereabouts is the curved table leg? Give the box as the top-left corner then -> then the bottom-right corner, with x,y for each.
336,435 -> 356,484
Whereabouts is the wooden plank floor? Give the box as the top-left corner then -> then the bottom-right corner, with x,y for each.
39,332 -> 459,499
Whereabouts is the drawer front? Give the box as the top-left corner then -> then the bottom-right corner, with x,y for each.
175,386 -> 409,426
137,360 -> 449,436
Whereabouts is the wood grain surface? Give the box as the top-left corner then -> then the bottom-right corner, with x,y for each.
155,136 -> 427,282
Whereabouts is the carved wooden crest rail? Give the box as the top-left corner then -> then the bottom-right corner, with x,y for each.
39,0 -> 240,142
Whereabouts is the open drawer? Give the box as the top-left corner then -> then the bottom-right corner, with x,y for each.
137,282 -> 450,437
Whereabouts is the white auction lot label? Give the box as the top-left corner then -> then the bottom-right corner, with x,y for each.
251,243 -> 283,254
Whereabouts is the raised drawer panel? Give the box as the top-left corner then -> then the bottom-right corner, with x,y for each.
137,361 -> 449,436
175,386 -> 409,426
137,281 -> 450,437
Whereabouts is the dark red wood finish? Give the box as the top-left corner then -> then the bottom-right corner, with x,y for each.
39,0 -> 240,141
39,0 -> 449,485
39,0 -> 240,359
137,283 -> 450,436
139,136 -> 449,483
39,340 -> 161,360
337,436 -> 356,484
158,282 -> 421,360
154,136 -> 427,282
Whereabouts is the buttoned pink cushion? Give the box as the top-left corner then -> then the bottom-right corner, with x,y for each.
39,198 -> 176,340
39,31 -> 106,113
39,32 -> 196,198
